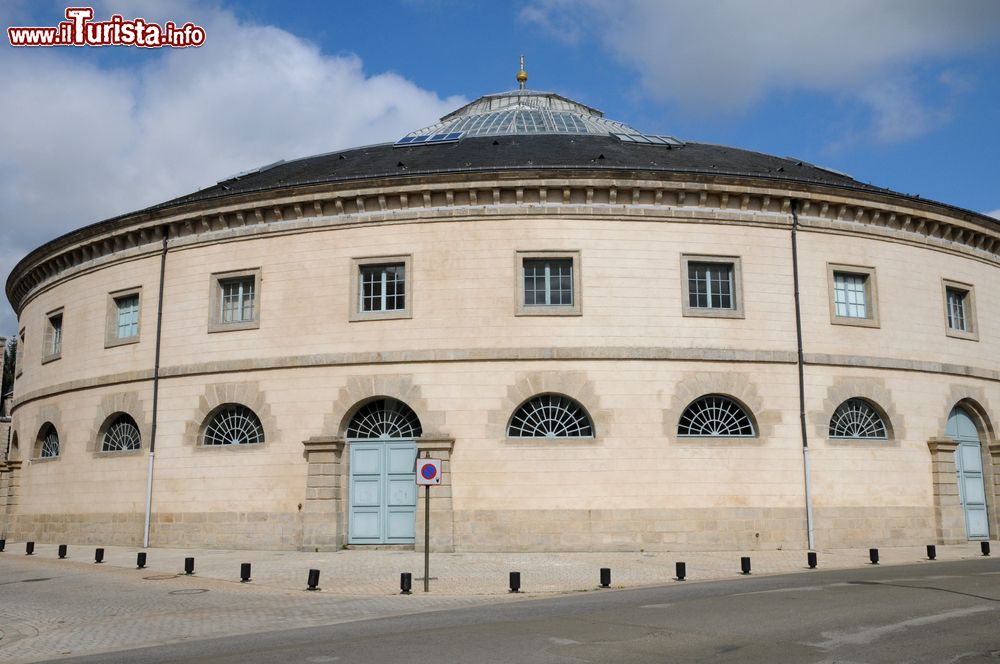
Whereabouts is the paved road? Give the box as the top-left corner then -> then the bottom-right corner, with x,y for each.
41,558 -> 1000,664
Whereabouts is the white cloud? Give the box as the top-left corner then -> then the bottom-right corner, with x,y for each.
0,2 -> 464,334
524,0 -> 1000,137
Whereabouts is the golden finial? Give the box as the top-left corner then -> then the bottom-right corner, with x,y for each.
516,54 -> 528,90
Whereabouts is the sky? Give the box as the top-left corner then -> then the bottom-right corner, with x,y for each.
2,0 -> 1000,336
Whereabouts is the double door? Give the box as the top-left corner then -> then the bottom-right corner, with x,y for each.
348,440 -> 417,544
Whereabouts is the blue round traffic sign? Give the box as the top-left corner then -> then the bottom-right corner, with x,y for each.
420,464 -> 438,480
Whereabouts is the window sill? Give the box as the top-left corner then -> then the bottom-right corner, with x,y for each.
350,310 -> 412,322
207,319 -> 260,333
105,334 -> 140,349
94,449 -> 145,458
41,353 -> 61,364
682,307 -> 744,319
515,305 -> 582,317
31,455 -> 61,464
945,328 -> 979,342
830,316 -> 880,329
195,442 -> 266,451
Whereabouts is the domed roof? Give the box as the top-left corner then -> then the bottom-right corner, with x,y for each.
397,89 -> 681,143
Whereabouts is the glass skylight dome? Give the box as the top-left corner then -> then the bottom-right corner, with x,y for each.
397,90 -> 682,145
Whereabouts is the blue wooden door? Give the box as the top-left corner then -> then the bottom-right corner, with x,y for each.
946,407 -> 990,540
348,441 -> 417,544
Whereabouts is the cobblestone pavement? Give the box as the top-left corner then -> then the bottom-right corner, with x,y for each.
0,541 -> 991,663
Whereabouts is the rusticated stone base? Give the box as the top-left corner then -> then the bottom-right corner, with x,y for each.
9,511 -> 304,550
811,506 -> 937,547
452,507 -> 809,552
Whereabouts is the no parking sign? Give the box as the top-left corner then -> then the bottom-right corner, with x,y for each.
416,458 -> 442,485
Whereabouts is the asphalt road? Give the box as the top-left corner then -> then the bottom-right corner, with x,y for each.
49,557 -> 1000,664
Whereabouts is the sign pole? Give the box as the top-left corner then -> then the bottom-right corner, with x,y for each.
423,483 -> 430,592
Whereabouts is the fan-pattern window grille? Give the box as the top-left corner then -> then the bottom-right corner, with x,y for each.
678,395 -> 755,437
508,394 -> 594,438
829,399 -> 887,439
346,399 -> 422,439
202,405 -> 265,446
40,425 -> 60,457
102,414 -> 141,452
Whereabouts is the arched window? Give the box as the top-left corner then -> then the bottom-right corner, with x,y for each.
202,404 -> 265,446
678,395 -> 756,437
507,394 -> 594,438
102,414 -> 141,452
346,398 -> 422,439
829,399 -> 887,439
39,423 -> 60,458
9,431 -> 19,460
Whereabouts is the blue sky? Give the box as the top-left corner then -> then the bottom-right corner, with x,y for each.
2,0 -> 1000,335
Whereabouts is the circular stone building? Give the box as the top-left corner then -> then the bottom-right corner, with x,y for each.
2,80 -> 999,553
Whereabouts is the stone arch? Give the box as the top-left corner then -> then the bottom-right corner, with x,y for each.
664,371 -> 776,442
816,376 -> 902,444
940,384 -> 996,443
8,430 -> 19,461
90,391 -> 149,454
183,381 -> 276,447
31,403 -> 64,460
490,371 -> 609,441
325,374 -> 445,439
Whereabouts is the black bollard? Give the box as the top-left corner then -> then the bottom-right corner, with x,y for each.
807,551 -> 817,569
675,561 -> 686,581
95,548 -> 104,564
982,541 -> 991,557
400,572 -> 412,595
926,545 -> 936,560
240,563 -> 252,582
740,556 -> 751,575
599,567 -> 611,588
137,552 -> 147,569
26,541 -> 34,555
509,571 -> 521,593
869,548 -> 879,565
307,568 -> 321,591
184,557 -> 195,575
0,539 -> 5,552
58,544 -> 67,559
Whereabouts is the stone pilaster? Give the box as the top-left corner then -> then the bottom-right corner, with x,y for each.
927,438 -> 965,543
0,460 -> 21,538
990,442 -> 1000,541
300,436 -> 346,551
415,435 -> 455,553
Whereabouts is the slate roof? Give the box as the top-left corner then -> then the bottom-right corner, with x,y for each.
159,134 -> 889,211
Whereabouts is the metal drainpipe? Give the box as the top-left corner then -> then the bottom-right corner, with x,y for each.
791,200 -> 816,550
143,227 -> 169,548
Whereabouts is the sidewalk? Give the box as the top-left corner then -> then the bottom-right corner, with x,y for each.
2,540 -> 991,595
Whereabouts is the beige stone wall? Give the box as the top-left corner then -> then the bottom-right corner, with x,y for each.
8,191 -> 1000,551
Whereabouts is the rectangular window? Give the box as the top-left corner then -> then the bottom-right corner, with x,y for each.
208,268 -> 261,333
43,309 -> 63,362
105,288 -> 142,348
515,251 -> 582,316
360,263 -> 406,312
833,272 -> 868,318
946,287 -> 967,331
827,263 -> 879,328
117,294 -> 140,337
942,279 -> 977,341
523,258 -> 573,306
681,255 -> 744,318
350,255 -> 412,321
220,277 -> 255,323
688,262 -> 733,309
15,327 -> 24,377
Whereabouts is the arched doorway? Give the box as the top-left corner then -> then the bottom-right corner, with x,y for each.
946,406 -> 990,540
346,398 -> 422,545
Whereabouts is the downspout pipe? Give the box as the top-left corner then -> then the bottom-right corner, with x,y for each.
143,226 -> 169,548
791,200 -> 816,550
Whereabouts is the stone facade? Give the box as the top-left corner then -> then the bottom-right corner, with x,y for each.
5,129 -> 1000,552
